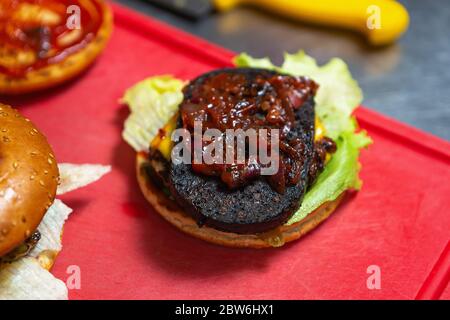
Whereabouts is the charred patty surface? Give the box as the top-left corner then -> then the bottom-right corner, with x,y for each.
169,68 -> 316,234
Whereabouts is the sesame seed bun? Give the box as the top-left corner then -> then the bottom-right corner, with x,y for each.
0,104 -> 59,257
0,0 -> 113,95
136,152 -> 344,249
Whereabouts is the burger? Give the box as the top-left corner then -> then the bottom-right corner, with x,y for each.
0,104 -> 110,299
122,51 -> 371,248
0,0 -> 112,95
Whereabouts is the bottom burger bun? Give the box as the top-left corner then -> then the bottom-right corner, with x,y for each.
136,153 -> 344,249
0,104 -> 59,257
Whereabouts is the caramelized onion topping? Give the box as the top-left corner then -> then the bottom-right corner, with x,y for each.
180,72 -> 319,193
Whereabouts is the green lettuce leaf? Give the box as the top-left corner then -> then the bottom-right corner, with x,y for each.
234,50 -> 363,140
286,130 -> 371,225
121,75 -> 184,152
235,51 -> 371,224
234,53 -> 277,70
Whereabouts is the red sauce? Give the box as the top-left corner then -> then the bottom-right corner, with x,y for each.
180,71 -> 319,193
0,0 -> 103,77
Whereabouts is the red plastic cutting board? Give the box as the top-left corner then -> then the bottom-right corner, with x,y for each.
441,285 -> 450,300
2,3 -> 449,300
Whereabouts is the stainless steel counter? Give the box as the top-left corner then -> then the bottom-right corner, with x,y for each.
115,0 -> 450,140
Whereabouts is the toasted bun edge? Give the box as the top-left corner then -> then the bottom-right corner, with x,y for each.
0,0 -> 113,95
0,104 -> 59,256
136,153 -> 344,249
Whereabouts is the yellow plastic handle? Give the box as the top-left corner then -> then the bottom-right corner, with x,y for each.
214,0 -> 409,46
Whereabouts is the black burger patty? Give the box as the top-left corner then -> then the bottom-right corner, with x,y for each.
166,68 -> 318,234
